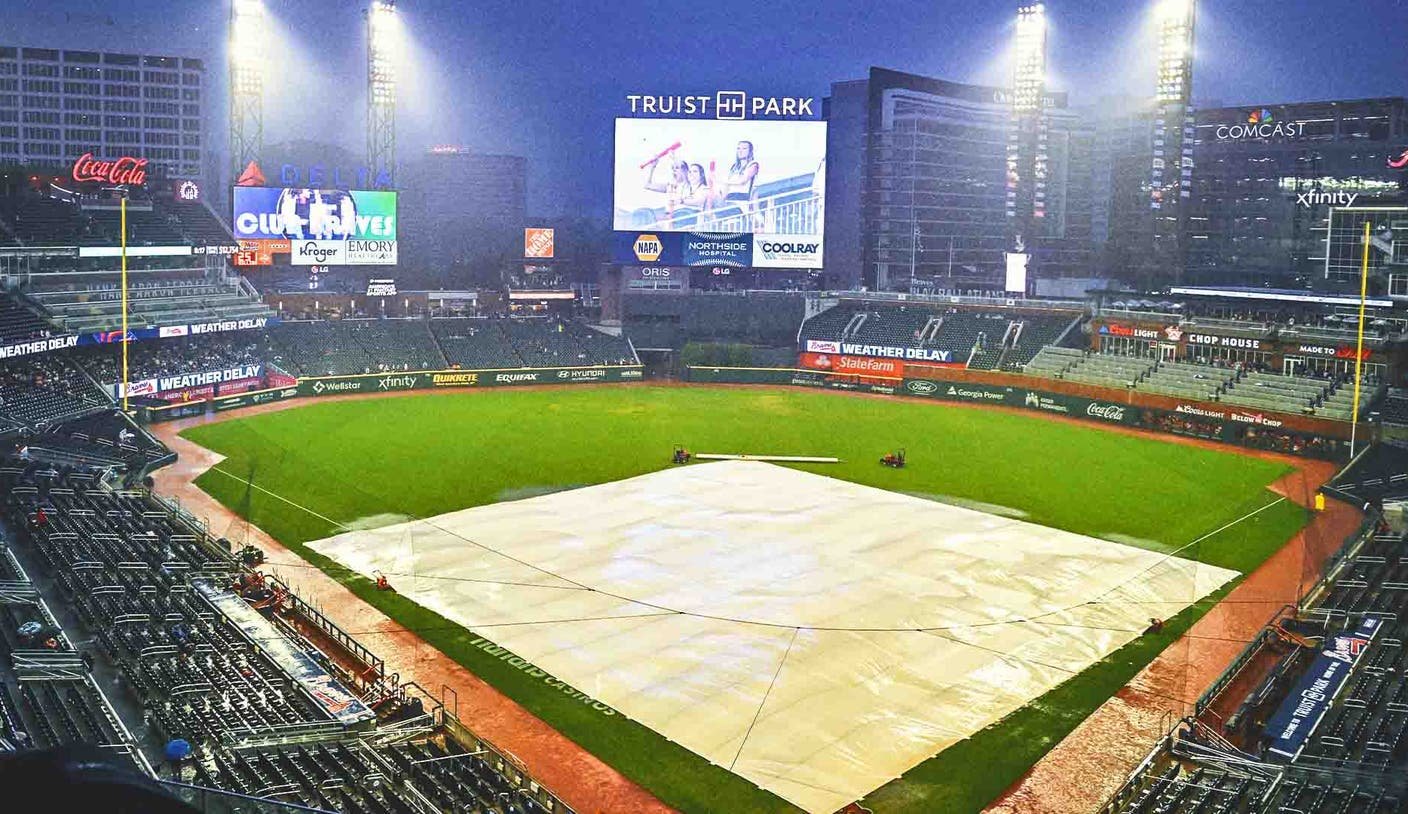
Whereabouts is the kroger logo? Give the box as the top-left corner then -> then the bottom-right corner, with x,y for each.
906,380 -> 938,395
298,242 -> 341,262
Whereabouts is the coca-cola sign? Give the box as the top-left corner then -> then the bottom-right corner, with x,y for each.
1086,403 -> 1127,422
72,152 -> 149,186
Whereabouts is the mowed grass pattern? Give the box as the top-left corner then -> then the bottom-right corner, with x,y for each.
184,386 -> 1310,813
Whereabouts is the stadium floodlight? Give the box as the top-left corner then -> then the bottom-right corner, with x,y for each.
1008,3 -> 1050,231
367,0 -> 398,182
229,0 -> 266,180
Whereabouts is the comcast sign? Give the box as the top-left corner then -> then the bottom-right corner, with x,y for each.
1215,108 -> 1305,141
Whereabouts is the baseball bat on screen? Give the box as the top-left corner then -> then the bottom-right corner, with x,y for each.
640,142 -> 682,169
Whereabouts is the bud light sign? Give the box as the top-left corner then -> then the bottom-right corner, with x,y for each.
233,187 -> 398,243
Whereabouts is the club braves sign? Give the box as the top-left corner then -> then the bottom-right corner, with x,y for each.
72,153 -> 149,186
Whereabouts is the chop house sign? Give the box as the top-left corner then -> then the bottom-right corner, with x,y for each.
72,153 -> 149,186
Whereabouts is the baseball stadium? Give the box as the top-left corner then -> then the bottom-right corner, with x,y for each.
2,1 -> 1408,813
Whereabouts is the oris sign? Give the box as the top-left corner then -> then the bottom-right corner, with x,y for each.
72,153 -> 149,186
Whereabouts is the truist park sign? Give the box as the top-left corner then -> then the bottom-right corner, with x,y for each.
72,153 -> 149,186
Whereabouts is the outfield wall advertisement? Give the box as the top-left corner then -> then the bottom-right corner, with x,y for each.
296,366 -> 644,397
684,366 -> 1347,458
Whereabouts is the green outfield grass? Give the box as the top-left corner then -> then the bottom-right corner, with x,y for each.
183,385 -> 1310,814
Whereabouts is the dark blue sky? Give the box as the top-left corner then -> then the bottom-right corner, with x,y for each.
12,0 -> 1408,217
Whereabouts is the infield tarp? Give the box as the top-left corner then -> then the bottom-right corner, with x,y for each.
310,461 -> 1236,813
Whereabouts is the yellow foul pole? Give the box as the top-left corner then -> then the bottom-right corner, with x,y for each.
1349,220 -> 1370,456
121,197 -> 130,413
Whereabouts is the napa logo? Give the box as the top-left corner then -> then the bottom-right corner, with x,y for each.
1247,108 -> 1273,124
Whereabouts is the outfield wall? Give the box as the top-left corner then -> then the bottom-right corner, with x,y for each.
686,365 -> 1353,459
142,365 -> 645,423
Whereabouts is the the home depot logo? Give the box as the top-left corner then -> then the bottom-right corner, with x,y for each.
633,234 -> 663,262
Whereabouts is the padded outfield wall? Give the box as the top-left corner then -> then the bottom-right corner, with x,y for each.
685,366 -> 1354,459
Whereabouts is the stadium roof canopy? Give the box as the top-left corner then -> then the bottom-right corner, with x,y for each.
1169,286 -> 1394,309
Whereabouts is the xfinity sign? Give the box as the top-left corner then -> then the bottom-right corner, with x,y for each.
625,92 -> 816,120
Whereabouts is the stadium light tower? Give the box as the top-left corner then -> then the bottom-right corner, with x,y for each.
229,0 -> 266,181
367,0 -> 398,185
1007,4 -> 1049,251
1149,0 -> 1196,275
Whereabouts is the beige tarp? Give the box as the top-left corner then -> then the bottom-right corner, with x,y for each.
310,461 -> 1236,813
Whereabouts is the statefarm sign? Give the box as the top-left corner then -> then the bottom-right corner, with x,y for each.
803,339 -> 950,363
799,352 -> 904,378
72,153 -> 149,186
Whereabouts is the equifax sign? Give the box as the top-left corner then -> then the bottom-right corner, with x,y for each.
72,153 -> 149,186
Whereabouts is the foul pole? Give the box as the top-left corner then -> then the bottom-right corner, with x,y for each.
1349,220 -> 1370,455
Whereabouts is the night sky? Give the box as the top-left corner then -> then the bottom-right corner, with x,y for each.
11,0 -> 1408,218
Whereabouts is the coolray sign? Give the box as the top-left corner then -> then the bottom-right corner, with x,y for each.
0,335 -> 79,359
72,152 -> 149,185
347,240 -> 398,265
753,234 -> 823,268
799,353 -> 904,378
625,92 -> 816,120
293,241 -> 347,266
835,343 -> 952,363
1187,333 -> 1263,350
232,187 -> 398,243
805,340 -> 840,354
1295,191 -> 1358,208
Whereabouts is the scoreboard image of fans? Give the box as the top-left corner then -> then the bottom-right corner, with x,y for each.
232,187 -> 398,266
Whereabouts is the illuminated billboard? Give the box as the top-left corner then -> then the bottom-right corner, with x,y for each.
613,118 -> 825,269
524,227 -> 555,258
232,187 -> 398,242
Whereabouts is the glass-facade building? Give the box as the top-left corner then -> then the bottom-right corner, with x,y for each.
1185,97 -> 1408,288
0,45 -> 206,181
824,67 -> 1092,292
